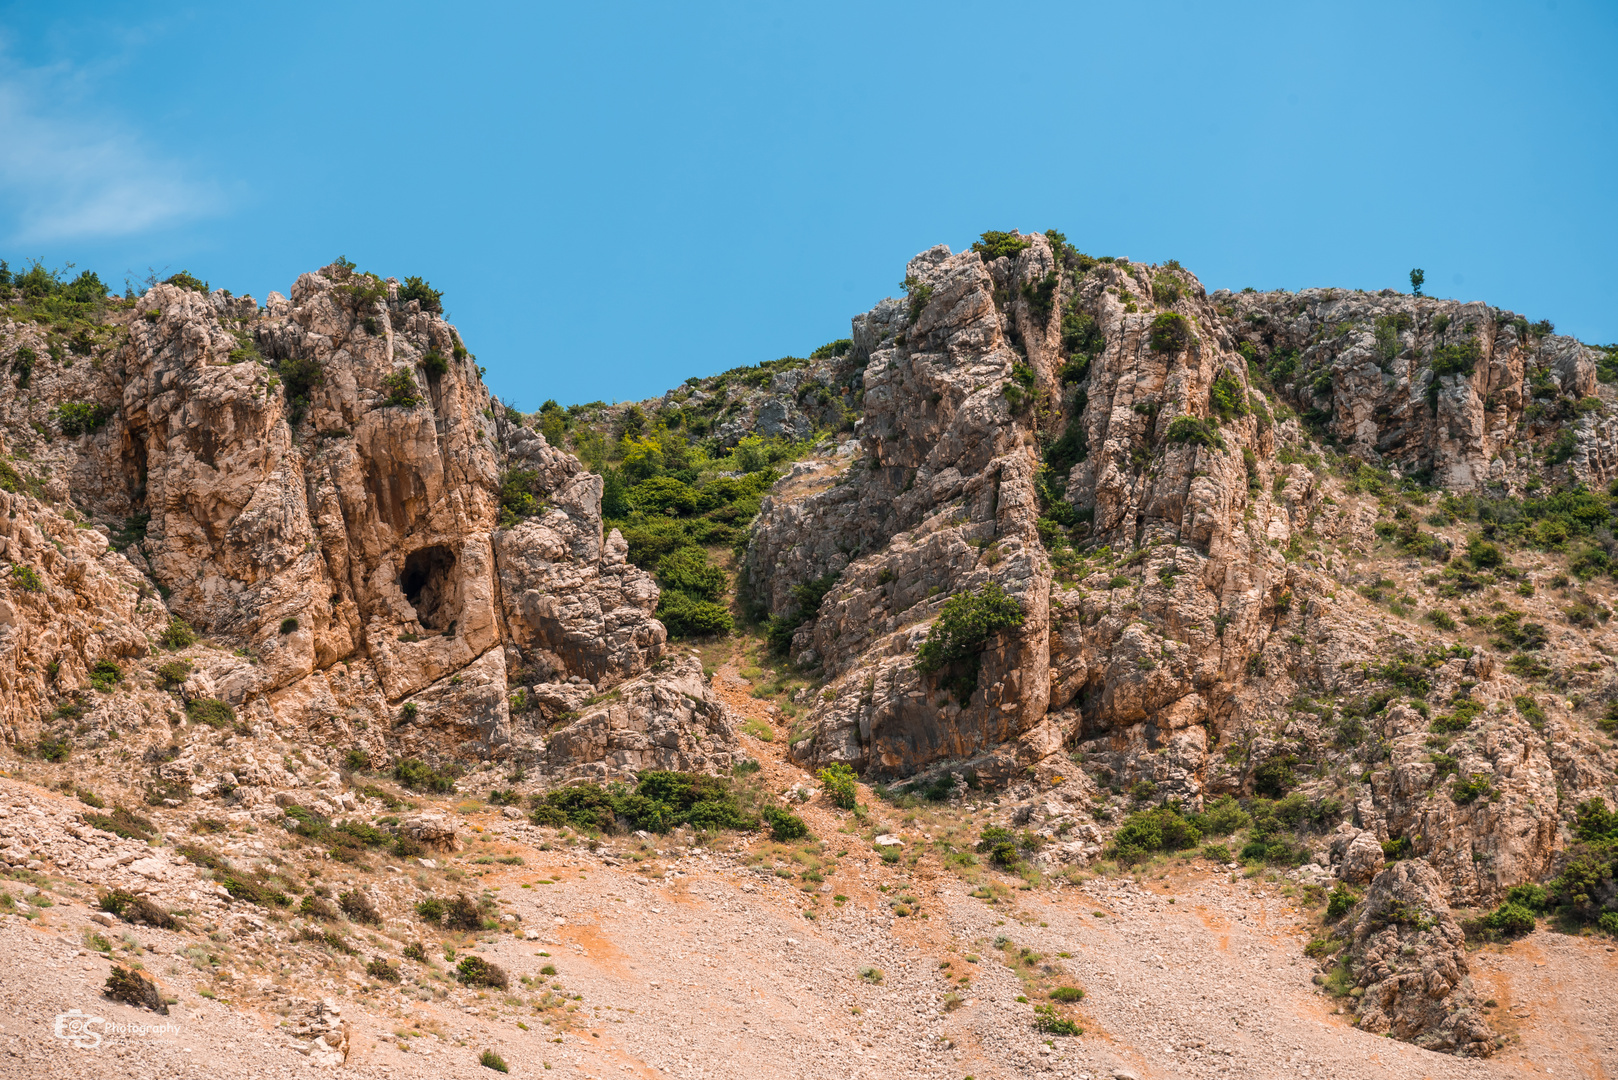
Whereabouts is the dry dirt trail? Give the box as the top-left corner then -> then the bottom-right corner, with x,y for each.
0,661 -> 1614,1080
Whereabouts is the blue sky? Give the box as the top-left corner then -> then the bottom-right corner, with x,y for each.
1,1 -> 1613,408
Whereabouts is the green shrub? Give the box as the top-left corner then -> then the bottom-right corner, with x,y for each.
818,763 -> 858,810
100,889 -> 178,929
339,889 -> 381,924
976,826 -> 1027,868
36,733 -> 70,762
656,589 -> 733,638
186,697 -> 236,728
11,346 -> 36,389
1192,794 -> 1250,835
105,966 -> 167,1014
1425,609 -> 1457,631
1505,883 -> 1551,911
1049,985 -> 1084,1002
299,894 -> 338,920
809,338 -> 853,359
1431,338 -> 1480,377
156,659 -> 192,687
158,616 -> 196,649
398,276 -> 443,312
903,276 -> 934,321
1209,371 -> 1246,419
1451,773 -> 1493,805
164,270 -> 208,293
276,354 -> 323,425
394,757 -> 455,793
1147,312 -> 1192,353
421,350 -> 449,378
1001,361 -> 1037,413
415,897 -> 446,924
279,617 -> 299,634
1253,755 -> 1296,797
480,1050 -> 509,1073
1152,271 -> 1182,305
1326,884 -> 1359,921
656,547 -> 726,601
456,955 -> 509,988
971,231 -> 1031,261
1163,416 -> 1224,450
55,401 -> 116,437
762,805 -> 809,841
381,370 -> 422,408
85,807 -> 156,840
1020,271 -> 1059,324
914,582 -> 1025,702
445,893 -> 487,931
1033,1004 -> 1082,1036
89,659 -> 123,692
1482,901 -> 1536,936
1109,806 -> 1202,863
366,957 -> 401,983
8,563 -> 42,595
532,771 -> 757,835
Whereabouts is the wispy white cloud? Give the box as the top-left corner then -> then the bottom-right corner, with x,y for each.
0,60 -> 225,244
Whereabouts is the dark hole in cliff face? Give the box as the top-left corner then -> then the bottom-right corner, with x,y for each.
400,545 -> 456,630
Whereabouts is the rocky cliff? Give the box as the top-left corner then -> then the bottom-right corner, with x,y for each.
741,231 -> 1617,913
2,241 -> 1616,1059
0,262 -> 684,780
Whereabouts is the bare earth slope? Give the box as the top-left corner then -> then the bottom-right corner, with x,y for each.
1,682 -> 1615,1080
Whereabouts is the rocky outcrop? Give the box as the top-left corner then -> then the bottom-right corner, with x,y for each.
0,490 -> 168,742
1226,288 -> 1608,489
495,424 -> 665,686
745,241 -> 1056,779
0,263 -> 672,773
543,656 -> 741,780
1344,860 -> 1497,1056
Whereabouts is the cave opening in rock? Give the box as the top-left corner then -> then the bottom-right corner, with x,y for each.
400,545 -> 457,630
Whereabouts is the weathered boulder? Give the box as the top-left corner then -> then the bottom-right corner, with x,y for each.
1333,828 -> 1386,885
398,813 -> 458,850
543,656 -> 740,779
1345,860 -> 1496,1056
494,424 -> 665,687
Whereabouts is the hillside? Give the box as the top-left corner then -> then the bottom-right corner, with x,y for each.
0,237 -> 1615,1077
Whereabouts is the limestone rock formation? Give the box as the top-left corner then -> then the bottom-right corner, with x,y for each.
0,490 -> 167,742
495,423 -> 665,687
745,242 -> 1057,780
1226,288 -> 1607,489
0,262 -> 677,775
543,655 -> 741,780
1344,860 -> 1498,1056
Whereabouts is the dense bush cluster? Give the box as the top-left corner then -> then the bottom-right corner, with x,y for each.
971,230 -> 1032,262
55,401 -> 115,437
529,770 -> 759,835
914,583 -> 1025,704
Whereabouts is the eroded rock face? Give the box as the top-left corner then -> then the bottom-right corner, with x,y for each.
543,656 -> 740,780
0,264 -> 673,772
745,243 -> 1057,780
494,424 -> 665,687
1225,289 -> 1608,490
0,491 -> 166,741
738,236 -> 1618,984
1345,860 -> 1497,1056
